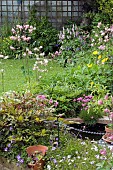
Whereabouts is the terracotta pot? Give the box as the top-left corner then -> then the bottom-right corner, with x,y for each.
26,145 -> 48,170
102,134 -> 113,144
28,159 -> 45,170
105,125 -> 113,135
26,145 -> 48,156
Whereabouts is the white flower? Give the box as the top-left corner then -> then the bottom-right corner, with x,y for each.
44,59 -> 48,64
0,69 -> 4,73
4,56 -> 9,59
0,54 -> 4,58
34,47 -> 39,51
40,52 -> 45,57
95,154 -> 99,159
47,165 -> 51,170
67,155 -> 71,159
81,141 -> 86,145
39,46 -> 43,49
84,158 -> 87,160
90,161 -> 95,164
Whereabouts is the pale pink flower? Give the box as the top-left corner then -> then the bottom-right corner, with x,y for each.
16,25 -> 23,30
26,37 -> 31,41
29,25 -> 33,29
110,25 -> 113,32
104,94 -> 109,100
24,25 -> 29,30
108,135 -> 113,140
98,45 -> 105,50
100,149 -> 106,155
11,28 -> 16,34
10,36 -> 17,40
98,100 -> 103,105
36,95 -> 46,100
54,101 -> 58,107
28,50 -> 32,55
49,99 -> 53,104
28,29 -> 33,33
55,51 -> 59,56
97,22 -> 102,28
104,108 -> 110,113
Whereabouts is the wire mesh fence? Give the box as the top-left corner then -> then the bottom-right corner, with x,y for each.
0,0 -> 84,29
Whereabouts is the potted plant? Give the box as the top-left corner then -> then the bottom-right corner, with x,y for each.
26,145 -> 48,170
102,111 -> 113,143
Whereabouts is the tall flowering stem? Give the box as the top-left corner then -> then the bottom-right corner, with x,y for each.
1,69 -> 4,92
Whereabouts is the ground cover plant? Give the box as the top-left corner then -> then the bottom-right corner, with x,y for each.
46,133 -> 113,170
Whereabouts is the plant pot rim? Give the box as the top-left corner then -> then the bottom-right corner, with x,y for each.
105,125 -> 113,129
102,135 -> 113,144
26,145 -> 48,156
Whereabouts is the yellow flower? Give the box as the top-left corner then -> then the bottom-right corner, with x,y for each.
87,64 -> 92,68
98,55 -> 102,59
90,81 -> 94,86
102,57 -> 108,63
92,51 -> 98,55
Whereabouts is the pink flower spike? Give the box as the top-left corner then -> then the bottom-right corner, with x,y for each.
100,149 -> 106,155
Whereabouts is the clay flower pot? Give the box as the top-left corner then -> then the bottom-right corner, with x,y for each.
28,159 -> 45,170
105,125 -> 113,135
26,145 -> 48,157
26,145 -> 48,170
102,134 -> 113,144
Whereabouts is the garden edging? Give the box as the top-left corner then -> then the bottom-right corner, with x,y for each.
65,116 -> 110,124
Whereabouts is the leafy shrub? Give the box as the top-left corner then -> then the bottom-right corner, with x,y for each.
55,24 -> 90,66
28,14 -> 59,55
96,0 -> 113,22
0,24 -> 36,59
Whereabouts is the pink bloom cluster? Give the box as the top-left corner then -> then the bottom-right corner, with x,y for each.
73,95 -> 93,111
36,95 -> 58,108
91,22 -> 113,48
10,24 -> 36,50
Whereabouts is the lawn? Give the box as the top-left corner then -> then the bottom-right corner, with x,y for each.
0,58 -> 64,95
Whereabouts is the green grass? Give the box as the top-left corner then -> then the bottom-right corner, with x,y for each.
0,58 -> 64,95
